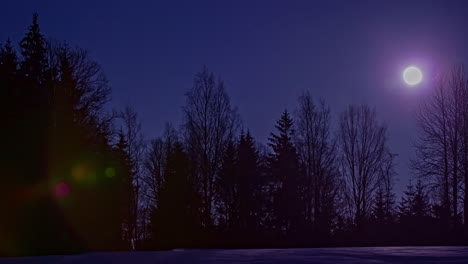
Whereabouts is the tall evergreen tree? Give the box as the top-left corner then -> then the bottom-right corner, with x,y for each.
13,13 -> 52,255
0,38 -> 21,256
216,130 -> 262,244
151,141 -> 201,248
19,13 -> 47,83
0,39 -> 18,74
237,131 -> 261,235
398,181 -> 415,220
0,15 -> 131,255
268,110 -> 302,238
217,140 -> 238,231
398,180 -> 433,244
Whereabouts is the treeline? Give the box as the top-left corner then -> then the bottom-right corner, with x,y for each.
0,14 -> 132,255
0,15 -> 467,256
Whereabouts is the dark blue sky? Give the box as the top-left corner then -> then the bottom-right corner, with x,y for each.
2,0 -> 468,194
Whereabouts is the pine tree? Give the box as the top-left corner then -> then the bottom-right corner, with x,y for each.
237,130 -> 261,235
16,13 -> 49,188
0,14 -> 131,255
0,39 -> 18,74
217,140 -> 238,231
373,189 -> 387,224
0,38 -> 19,150
0,39 -> 21,255
19,13 -> 47,83
268,110 -> 302,238
398,181 -> 415,220
397,179 -> 434,244
399,180 -> 430,220
373,187 -> 395,225
151,141 -> 201,248
9,14 -> 53,255
411,180 -> 430,218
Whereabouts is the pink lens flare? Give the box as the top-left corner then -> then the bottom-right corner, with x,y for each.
55,182 -> 71,198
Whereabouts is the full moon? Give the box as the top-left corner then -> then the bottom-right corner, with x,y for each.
403,66 -> 423,86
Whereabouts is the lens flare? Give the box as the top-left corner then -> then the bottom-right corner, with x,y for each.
55,182 -> 71,198
105,167 -> 116,178
72,166 -> 87,181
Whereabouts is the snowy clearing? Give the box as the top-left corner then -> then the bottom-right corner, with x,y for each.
1,247 -> 468,263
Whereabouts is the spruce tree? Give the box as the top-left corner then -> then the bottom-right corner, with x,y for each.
411,180 -> 430,218
151,141 -> 201,248
268,110 -> 302,238
19,13 -> 47,83
237,130 -> 261,235
0,39 -> 18,74
398,181 -> 415,220
398,180 -> 433,244
217,140 -> 238,231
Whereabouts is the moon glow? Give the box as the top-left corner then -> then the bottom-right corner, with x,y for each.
403,66 -> 423,86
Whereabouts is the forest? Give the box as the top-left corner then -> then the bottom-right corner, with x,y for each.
0,14 -> 467,256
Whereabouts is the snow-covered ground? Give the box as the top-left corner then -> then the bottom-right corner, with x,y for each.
1,247 -> 467,263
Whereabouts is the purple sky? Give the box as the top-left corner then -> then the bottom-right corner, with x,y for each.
2,0 -> 468,195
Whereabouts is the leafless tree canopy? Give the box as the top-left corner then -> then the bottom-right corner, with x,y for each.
142,123 -> 178,206
46,42 -> 112,131
338,105 -> 394,226
412,65 -> 468,226
295,91 -> 339,233
183,66 -> 240,227
120,106 -> 146,249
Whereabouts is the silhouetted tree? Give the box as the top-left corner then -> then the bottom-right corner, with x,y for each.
119,106 -> 146,249
295,92 -> 339,239
183,66 -> 240,229
216,130 -> 263,244
217,140 -> 238,231
0,39 -> 17,74
14,13 -> 52,254
268,110 -> 302,240
20,13 -> 47,83
237,131 -> 262,237
0,14 -> 130,255
150,140 -> 202,248
338,105 -> 394,229
461,68 -> 468,237
143,138 -> 166,205
412,65 -> 468,232
142,124 -> 177,205
7,13 -> 468,254
0,38 -> 21,256
372,152 -> 396,225
397,179 -> 433,244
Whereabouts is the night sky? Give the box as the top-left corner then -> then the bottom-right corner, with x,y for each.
2,0 -> 468,195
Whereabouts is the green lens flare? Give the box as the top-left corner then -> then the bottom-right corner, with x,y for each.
105,167 -> 116,178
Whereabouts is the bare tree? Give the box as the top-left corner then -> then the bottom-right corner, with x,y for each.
447,67 -> 464,224
295,91 -> 339,235
46,42 -> 112,130
142,123 -> 178,206
338,105 -> 394,227
412,65 -> 467,227
461,68 -> 468,233
412,79 -> 450,214
142,138 -> 165,204
183,66 -> 240,228
120,106 -> 145,249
